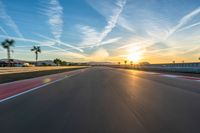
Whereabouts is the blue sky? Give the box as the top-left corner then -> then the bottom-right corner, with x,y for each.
0,0 -> 200,63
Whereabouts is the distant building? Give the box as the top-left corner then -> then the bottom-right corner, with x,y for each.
37,60 -> 56,66
0,59 -> 25,67
0,60 -> 7,67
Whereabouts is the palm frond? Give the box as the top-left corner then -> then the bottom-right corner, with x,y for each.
1,39 -> 15,48
31,46 -> 41,53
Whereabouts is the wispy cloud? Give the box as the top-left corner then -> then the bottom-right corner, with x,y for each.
118,16 -> 135,32
0,0 -> 23,38
98,0 -> 126,44
0,35 -> 74,55
0,26 -> 8,35
55,48 -> 111,61
41,0 -> 63,41
78,0 -> 126,48
180,46 -> 200,55
165,6 -> 200,40
87,0 -> 133,32
0,35 -> 62,50
78,26 -> 121,49
77,25 -> 121,48
82,37 -> 121,48
0,34 -> 86,59
117,40 -> 150,50
38,1 -> 84,52
36,34 -> 84,52
100,37 -> 121,46
77,25 -> 100,46
116,35 -> 154,50
86,48 -> 110,61
178,22 -> 200,32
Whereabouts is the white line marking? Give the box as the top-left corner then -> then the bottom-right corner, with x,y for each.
161,74 -> 200,82
145,72 -> 160,75
0,68 -> 87,86
0,73 -> 79,103
162,74 -> 179,78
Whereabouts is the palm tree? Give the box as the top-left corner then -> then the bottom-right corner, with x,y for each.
124,60 -> 127,65
31,46 -> 41,66
1,39 -> 15,66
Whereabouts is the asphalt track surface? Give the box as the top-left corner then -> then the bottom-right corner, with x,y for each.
0,67 -> 200,133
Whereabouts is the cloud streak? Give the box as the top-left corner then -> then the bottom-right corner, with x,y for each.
82,37 -> 121,48
0,34 -> 86,59
78,0 -> 126,48
42,0 -> 63,41
0,26 -> 8,35
0,0 -> 23,38
87,0 -> 132,32
0,35 -> 62,50
36,34 -> 84,52
77,25 -> 100,46
118,16 -> 135,32
165,6 -> 200,39
77,25 -> 121,48
87,48 -> 109,61
178,21 -> 200,32
38,1 -> 83,53
98,0 -> 126,44
0,34 -> 75,55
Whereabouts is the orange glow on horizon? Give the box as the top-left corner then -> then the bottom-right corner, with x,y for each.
127,52 -> 142,63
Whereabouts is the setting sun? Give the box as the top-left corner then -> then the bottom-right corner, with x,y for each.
127,52 -> 142,63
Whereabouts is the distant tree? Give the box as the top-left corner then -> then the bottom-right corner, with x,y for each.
130,61 -> 133,66
139,62 -> 150,65
54,58 -> 62,66
124,60 -> 127,65
61,61 -> 67,66
1,39 -> 15,66
118,62 -> 121,65
31,46 -> 41,66
53,59 -> 68,66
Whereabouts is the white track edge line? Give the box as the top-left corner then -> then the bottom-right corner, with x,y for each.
0,69 -> 85,86
0,73 -> 79,103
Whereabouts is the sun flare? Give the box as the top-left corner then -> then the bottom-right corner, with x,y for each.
127,52 -> 142,63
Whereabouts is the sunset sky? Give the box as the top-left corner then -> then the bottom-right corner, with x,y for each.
0,0 -> 200,63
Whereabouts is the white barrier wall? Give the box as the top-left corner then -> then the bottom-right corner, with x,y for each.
125,62 -> 200,73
